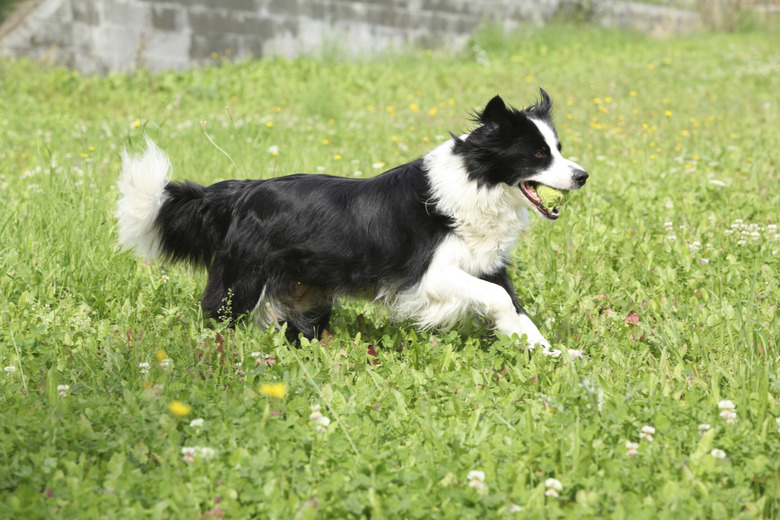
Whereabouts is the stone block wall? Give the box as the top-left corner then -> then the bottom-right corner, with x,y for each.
0,0 -> 700,73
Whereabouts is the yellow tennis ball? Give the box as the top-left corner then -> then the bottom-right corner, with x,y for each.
536,185 -> 568,210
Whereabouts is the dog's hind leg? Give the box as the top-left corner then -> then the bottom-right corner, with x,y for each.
275,284 -> 334,343
202,257 -> 267,323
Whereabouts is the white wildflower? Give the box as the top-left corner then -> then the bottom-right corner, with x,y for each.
181,446 -> 215,463
710,448 -> 727,459
567,349 -> 584,360
698,423 -> 711,435
545,478 -> 563,492
189,418 -> 205,431
640,425 -> 655,442
467,470 -> 486,490
310,404 -> 330,432
4,366 -> 17,374
720,409 -> 737,424
267,145 -> 279,155
625,441 -> 639,456
467,470 -> 485,482
159,358 -> 171,369
57,384 -> 70,397
138,362 -> 150,374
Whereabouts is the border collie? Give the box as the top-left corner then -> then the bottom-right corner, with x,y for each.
116,89 -> 587,349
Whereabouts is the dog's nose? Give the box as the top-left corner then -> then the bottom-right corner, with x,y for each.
572,169 -> 589,186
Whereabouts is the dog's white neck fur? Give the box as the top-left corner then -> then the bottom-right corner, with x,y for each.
423,137 -> 531,275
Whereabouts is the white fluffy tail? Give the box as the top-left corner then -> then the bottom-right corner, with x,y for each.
115,137 -> 171,258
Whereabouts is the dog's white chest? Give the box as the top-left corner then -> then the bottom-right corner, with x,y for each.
450,203 -> 530,275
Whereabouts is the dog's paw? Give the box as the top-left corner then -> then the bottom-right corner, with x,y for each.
514,334 -> 552,352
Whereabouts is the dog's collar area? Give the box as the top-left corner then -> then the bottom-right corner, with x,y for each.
519,181 -> 561,220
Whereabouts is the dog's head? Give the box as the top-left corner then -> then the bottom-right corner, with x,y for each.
452,89 -> 588,220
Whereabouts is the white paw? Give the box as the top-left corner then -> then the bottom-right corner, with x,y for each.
525,335 -> 552,352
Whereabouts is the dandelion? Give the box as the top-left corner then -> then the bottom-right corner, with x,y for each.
259,382 -> 287,399
640,425 -> 655,442
467,470 -> 486,490
169,400 -> 192,417
710,448 -> 727,459
132,120 -> 141,128
428,107 -> 437,116
57,384 -> 70,397
266,121 -> 274,128
138,362 -> 150,374
625,441 -> 640,456
544,478 -> 563,497
698,424 -> 711,435
4,366 -> 16,375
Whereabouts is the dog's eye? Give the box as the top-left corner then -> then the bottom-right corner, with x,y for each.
534,150 -> 547,158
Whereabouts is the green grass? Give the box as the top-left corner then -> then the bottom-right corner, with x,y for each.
1,24 -> 780,519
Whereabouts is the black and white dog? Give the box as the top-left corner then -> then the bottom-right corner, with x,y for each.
116,89 -> 587,348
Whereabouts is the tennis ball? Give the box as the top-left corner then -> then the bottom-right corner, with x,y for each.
536,185 -> 568,210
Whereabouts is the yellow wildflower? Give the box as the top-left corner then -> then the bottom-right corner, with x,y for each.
169,401 -> 192,417
259,382 -> 287,399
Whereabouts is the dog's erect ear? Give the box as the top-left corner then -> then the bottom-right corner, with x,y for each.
535,88 -> 553,116
479,95 -> 510,127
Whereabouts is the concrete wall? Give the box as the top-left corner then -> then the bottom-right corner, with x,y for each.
0,0 -> 701,73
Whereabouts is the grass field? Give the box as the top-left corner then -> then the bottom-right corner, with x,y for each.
1,24 -> 780,519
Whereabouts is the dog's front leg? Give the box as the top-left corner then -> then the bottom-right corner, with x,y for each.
424,266 -> 551,349
479,267 -> 552,350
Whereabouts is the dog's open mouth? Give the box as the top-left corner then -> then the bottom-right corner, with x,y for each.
519,181 -> 562,220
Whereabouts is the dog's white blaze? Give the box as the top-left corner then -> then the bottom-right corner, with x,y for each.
387,138 -> 550,348
116,137 -> 170,258
528,118 -> 585,190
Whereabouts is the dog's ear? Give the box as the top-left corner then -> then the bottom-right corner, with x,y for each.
533,88 -> 553,117
479,95 -> 510,127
